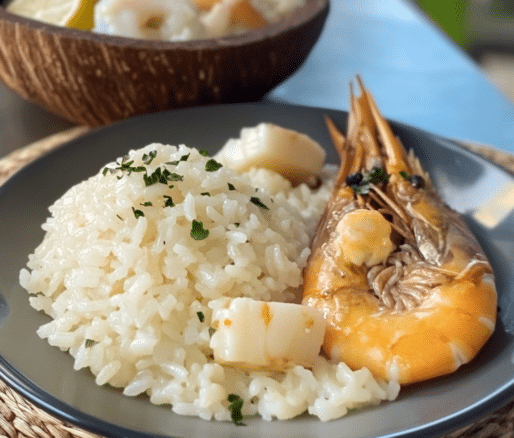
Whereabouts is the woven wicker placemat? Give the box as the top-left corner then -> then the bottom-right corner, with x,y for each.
0,128 -> 513,438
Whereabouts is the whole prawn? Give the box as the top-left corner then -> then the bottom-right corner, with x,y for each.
302,77 -> 497,385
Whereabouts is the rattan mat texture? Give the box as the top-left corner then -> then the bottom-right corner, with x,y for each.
0,128 -> 513,438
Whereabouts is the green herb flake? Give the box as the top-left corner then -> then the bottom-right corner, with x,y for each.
120,160 -> 134,169
199,149 -> 209,157
227,394 -> 245,426
142,150 -> 157,165
197,311 -> 205,323
159,169 -> 171,184
228,183 -> 236,191
116,214 -> 123,220
85,339 -> 97,348
112,154 -> 147,175
201,192 -> 210,196
250,197 -> 269,210
399,171 -> 411,179
205,159 -> 223,172
167,154 -> 190,166
102,167 -> 109,176
191,220 -> 209,240
163,196 -> 175,208
144,168 -> 183,186
144,169 -> 160,186
140,202 -> 153,207
132,207 -> 145,219
167,172 -> 184,182
208,327 -> 216,337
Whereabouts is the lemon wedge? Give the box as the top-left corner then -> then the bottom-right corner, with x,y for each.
6,0 -> 97,30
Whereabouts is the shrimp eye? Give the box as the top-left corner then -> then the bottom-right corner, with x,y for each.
346,172 -> 363,186
411,175 -> 425,189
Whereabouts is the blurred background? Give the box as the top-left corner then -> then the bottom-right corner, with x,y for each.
412,0 -> 514,101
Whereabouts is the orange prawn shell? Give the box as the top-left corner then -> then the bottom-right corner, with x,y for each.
302,181 -> 498,385
303,266 -> 496,384
301,78 -> 497,385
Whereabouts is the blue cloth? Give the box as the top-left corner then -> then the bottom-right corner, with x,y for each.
267,0 -> 514,153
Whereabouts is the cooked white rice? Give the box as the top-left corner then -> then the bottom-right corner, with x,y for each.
20,143 -> 399,422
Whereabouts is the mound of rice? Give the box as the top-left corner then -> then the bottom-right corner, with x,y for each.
20,143 -> 399,422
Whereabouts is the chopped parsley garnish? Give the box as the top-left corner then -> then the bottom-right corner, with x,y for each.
191,220 -> 209,240
132,207 -> 145,218
113,157 -> 146,175
250,197 -> 269,210
167,172 -> 184,182
164,195 -> 175,207
227,394 -> 245,426
199,149 -> 209,157
167,154 -> 191,165
140,202 -> 152,207
208,327 -> 216,337
201,192 -> 210,196
347,167 -> 390,195
144,168 -> 184,186
142,150 -> 157,165
120,160 -> 134,169
116,214 -> 123,220
197,311 -> 205,323
205,159 -> 223,172
143,169 -> 162,186
228,183 -> 236,191
103,167 -> 117,175
85,339 -> 97,348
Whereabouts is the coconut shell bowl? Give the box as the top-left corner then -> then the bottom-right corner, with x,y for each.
0,0 -> 329,126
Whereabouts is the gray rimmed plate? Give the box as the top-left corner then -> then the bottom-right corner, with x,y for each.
0,103 -> 513,438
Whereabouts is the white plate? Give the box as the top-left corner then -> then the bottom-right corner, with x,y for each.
0,103 -> 513,438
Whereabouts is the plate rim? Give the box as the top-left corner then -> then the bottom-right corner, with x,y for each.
0,102 -> 513,438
